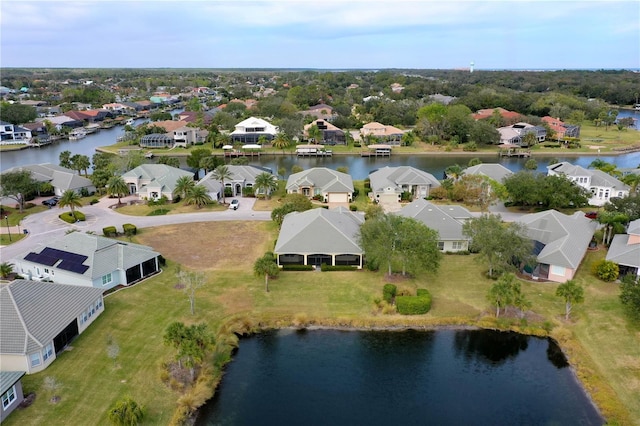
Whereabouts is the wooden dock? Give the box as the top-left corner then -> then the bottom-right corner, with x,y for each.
361,144 -> 392,157
224,151 -> 261,158
499,148 -> 531,158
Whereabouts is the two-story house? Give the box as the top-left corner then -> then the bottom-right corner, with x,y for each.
547,162 -> 630,206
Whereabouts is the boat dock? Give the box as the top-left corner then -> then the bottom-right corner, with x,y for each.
499,148 -> 531,158
296,144 -> 332,157
361,144 -> 392,157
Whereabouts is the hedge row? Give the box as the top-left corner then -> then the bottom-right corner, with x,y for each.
320,264 -> 357,272
282,265 -> 314,271
123,223 -> 137,236
383,284 -> 397,304
103,226 -> 117,237
59,211 -> 86,223
396,289 -> 432,315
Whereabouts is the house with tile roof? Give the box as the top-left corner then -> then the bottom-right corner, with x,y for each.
274,207 -> 364,268
397,199 -> 472,252
369,166 -> 441,207
517,210 -> 597,283
0,280 -> 104,374
541,116 -> 581,139
300,104 -> 336,121
1,163 -> 95,197
606,219 -> 640,278
0,371 -> 25,421
286,167 -> 354,204
230,117 -> 279,144
360,122 -> 404,145
303,119 -> 346,145
464,163 -> 513,183
199,165 -> 273,198
547,161 -> 630,206
472,107 -> 522,123
16,231 -> 161,289
122,164 -> 194,201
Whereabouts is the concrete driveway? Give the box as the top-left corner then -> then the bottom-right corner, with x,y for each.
0,195 -> 271,264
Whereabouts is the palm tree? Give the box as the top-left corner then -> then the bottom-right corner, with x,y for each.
183,185 -> 212,209
307,124 -> 323,145
622,173 -> 640,195
58,190 -> 83,220
211,165 -> 233,204
107,176 -> 129,205
253,254 -> 279,292
254,172 -> 278,199
173,175 -> 195,201
272,133 -> 290,154
0,262 -> 14,280
556,280 -> 585,320
444,164 -> 464,181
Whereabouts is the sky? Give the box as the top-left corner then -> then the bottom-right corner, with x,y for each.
1,0 -> 639,70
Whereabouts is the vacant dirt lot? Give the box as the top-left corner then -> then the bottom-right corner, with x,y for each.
136,221 -> 273,270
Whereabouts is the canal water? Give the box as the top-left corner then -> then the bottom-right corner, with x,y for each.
195,329 -> 603,426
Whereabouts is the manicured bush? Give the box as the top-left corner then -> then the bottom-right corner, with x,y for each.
416,288 -> 430,297
147,209 -> 169,216
103,226 -> 117,237
396,290 -> 432,315
592,259 -> 619,282
382,284 -> 397,304
282,264 -> 314,271
123,223 -> 137,236
320,264 -> 357,271
90,198 -> 100,205
74,211 -> 86,221
349,204 -> 358,211
463,141 -> 477,152
59,211 -> 86,223
243,187 -> 255,197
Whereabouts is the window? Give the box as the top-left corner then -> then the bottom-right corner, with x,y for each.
102,273 -> 112,286
2,385 -> 16,409
452,241 -> 464,250
30,352 -> 41,367
437,241 -> 445,250
44,268 -> 49,273
43,343 -> 54,361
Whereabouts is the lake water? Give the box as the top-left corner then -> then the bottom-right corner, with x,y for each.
195,329 -> 603,426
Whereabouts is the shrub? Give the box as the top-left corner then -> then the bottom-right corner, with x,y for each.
243,187 -> 255,197
74,211 -> 86,221
90,198 -> 100,205
396,289 -> 432,315
592,259 -> 619,282
123,223 -> 137,236
400,191 -> 412,201
147,209 -> 169,216
59,211 -> 86,223
352,188 -> 360,197
382,284 -> 397,304
463,141 -> 477,152
321,264 -> 357,271
282,264 -> 314,271
349,204 -> 358,211
80,187 -> 90,197
103,226 -> 117,237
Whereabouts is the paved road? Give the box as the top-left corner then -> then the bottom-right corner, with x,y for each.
0,195 -> 270,264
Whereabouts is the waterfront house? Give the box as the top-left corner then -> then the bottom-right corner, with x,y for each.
121,164 -> 194,201
198,165 -> 273,198
303,119 -> 346,145
286,167 -> 354,204
498,122 -> 546,146
1,121 -> 32,145
547,162 -> 630,206
472,107 -> 522,123
274,207 -> 364,268
397,199 -> 472,252
1,163 -> 95,196
605,219 -> 640,278
0,280 -> 104,374
360,122 -> 404,145
517,210 -> 597,283
541,116 -> 581,139
17,231 -> 161,289
464,163 -> 514,183
230,117 -> 279,144
0,371 -> 25,422
175,110 -> 217,126
368,166 -> 441,207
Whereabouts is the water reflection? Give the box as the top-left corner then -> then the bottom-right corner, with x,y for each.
453,329 -> 529,365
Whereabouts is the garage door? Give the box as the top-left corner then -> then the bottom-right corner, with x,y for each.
328,193 -> 348,203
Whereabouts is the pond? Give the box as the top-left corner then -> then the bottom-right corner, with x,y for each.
195,329 -> 603,426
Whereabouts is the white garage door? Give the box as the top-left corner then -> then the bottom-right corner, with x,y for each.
328,193 -> 349,203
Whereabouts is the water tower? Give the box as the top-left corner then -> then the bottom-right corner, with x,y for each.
470,61 -> 475,73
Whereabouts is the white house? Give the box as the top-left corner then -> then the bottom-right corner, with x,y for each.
1,163 -> 95,196
1,121 -> 32,145
17,232 -> 160,290
0,280 -> 104,374
368,166 -> 441,208
230,117 -> 279,144
122,164 -> 194,201
547,162 -> 630,206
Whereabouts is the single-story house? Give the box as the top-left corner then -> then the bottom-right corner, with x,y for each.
1,163 -> 95,196
472,107 -> 522,123
198,165 -> 273,198
0,280 -> 104,374
286,167 -> 354,203
17,231 -> 161,289
304,119 -> 346,145
122,164 -> 194,201
0,371 -> 25,422
230,117 -> 279,144
464,163 -> 513,183
274,207 -> 365,268
606,219 -> 640,278
547,162 -> 630,206
397,199 -> 472,252
518,210 -> 597,283
368,166 -> 441,206
360,122 -> 404,145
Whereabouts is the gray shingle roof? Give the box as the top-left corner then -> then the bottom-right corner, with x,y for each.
397,199 -> 471,241
606,234 -> 640,268
122,164 -> 193,194
274,207 -> 364,255
286,168 -> 354,194
0,280 -> 103,355
0,371 -> 25,395
369,166 -> 440,192
517,210 -> 597,269
547,162 -> 629,192
21,232 -> 159,279
2,163 -> 94,191
464,163 -> 513,182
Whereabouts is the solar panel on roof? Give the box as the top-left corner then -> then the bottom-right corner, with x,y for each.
41,247 -> 87,264
24,252 -> 59,266
57,260 -> 89,274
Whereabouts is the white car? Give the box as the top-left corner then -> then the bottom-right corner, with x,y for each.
229,199 -> 239,210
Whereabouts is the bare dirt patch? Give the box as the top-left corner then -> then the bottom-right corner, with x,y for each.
136,221 -> 272,270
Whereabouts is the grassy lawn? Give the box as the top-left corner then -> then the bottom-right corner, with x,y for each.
113,200 -> 228,216
6,223 -> 639,425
